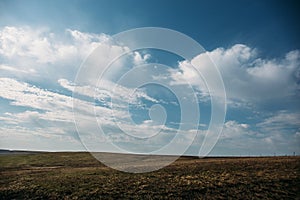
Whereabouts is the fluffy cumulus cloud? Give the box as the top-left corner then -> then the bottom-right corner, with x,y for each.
0,26 -> 109,64
0,26 -> 145,82
170,44 -> 300,104
0,26 -> 299,155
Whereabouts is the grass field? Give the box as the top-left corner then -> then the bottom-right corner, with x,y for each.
0,152 -> 299,199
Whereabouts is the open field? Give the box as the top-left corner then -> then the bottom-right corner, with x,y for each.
0,152 -> 299,199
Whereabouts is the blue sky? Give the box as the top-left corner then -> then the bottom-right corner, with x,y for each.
0,0 -> 299,156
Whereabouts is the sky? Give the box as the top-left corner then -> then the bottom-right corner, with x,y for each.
0,0 -> 299,156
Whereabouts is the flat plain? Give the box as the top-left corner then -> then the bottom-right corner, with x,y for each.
0,152 -> 299,199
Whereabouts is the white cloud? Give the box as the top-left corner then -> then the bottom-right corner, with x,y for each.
210,118 -> 300,156
0,64 -> 36,74
0,26 -> 132,82
1,77 -> 298,154
1,26 -> 299,154
169,44 -> 300,104
0,26 -> 110,64
0,125 -> 84,151
132,51 -> 151,65
257,111 -> 300,131
58,78 -> 158,107
0,78 -> 73,111
0,78 -> 178,152
0,77 -> 130,123
221,120 -> 251,139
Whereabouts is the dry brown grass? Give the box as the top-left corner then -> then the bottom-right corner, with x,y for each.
1,153 -> 299,199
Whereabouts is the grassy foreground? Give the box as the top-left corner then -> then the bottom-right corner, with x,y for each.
0,152 -> 299,199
